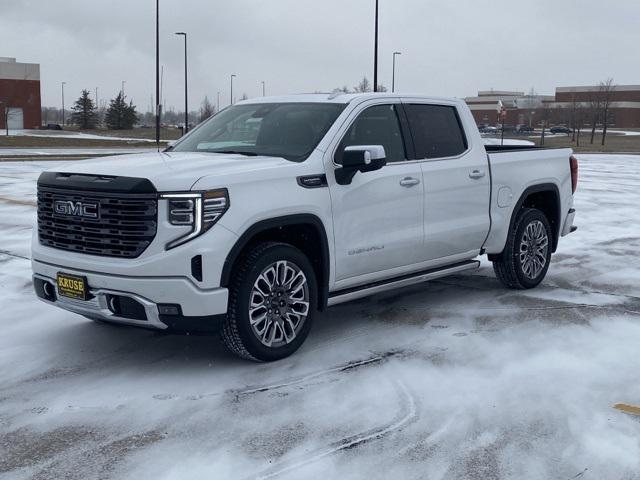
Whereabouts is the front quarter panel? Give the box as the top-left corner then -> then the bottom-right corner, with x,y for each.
191,152 -> 336,286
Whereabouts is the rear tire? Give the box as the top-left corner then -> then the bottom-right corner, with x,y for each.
492,208 -> 552,289
221,242 -> 317,362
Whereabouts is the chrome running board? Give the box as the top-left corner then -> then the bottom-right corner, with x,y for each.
327,260 -> 480,307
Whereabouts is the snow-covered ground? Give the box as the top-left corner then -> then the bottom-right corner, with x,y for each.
6,129 -> 158,143
0,147 -> 157,157
1,155 -> 640,479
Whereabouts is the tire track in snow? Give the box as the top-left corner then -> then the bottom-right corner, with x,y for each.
236,350 -> 404,397
248,380 -> 418,480
0,249 -> 30,261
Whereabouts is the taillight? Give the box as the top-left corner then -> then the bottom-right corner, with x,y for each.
570,155 -> 578,194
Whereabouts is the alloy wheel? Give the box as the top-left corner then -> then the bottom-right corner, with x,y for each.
248,260 -> 310,348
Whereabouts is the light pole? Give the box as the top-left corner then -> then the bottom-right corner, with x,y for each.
230,74 -> 236,105
61,81 -> 66,126
121,80 -> 126,96
261,81 -> 265,97
373,0 -> 379,92
175,32 -> 188,133
95,87 -> 99,109
392,51 -> 401,93
155,0 -> 161,148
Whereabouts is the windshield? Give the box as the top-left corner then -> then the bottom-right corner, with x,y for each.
171,102 -> 346,162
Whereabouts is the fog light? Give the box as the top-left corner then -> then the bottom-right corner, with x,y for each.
34,277 -> 57,302
158,304 -> 182,316
43,282 -> 55,300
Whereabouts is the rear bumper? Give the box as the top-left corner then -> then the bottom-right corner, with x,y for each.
32,259 -> 228,332
561,208 -> 577,236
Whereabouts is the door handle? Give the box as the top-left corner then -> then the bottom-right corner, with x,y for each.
469,169 -> 486,179
400,177 -> 420,187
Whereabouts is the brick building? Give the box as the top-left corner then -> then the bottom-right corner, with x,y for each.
0,57 -> 41,130
465,85 -> 640,129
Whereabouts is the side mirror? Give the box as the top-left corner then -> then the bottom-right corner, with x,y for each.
335,145 -> 387,185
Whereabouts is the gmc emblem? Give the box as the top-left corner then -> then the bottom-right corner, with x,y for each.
53,200 -> 99,219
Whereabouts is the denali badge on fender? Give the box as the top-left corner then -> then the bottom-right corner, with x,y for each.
53,200 -> 99,219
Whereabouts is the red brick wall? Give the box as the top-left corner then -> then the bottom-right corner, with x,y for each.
0,79 -> 41,129
471,106 -> 640,128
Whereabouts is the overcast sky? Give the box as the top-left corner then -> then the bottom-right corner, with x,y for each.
2,0 -> 640,112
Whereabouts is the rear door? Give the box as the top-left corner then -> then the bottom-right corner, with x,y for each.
326,102 -> 424,284
403,102 -> 490,261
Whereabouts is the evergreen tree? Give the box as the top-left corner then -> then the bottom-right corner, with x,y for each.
105,92 -> 139,130
70,89 -> 98,129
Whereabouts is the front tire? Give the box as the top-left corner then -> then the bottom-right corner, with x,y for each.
221,242 -> 317,361
492,208 -> 552,289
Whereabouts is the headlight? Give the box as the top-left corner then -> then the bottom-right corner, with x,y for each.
161,189 -> 229,249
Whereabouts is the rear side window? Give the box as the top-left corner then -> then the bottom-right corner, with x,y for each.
405,104 -> 468,159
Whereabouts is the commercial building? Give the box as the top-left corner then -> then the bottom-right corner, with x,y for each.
0,57 -> 41,130
465,85 -> 640,129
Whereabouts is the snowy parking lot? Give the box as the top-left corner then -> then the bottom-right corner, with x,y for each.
1,155 -> 640,479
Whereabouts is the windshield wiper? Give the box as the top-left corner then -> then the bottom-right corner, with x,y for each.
212,150 -> 259,156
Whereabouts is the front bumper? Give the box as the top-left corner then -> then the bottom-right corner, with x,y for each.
32,259 -> 228,331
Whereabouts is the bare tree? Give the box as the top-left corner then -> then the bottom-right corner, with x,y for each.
199,96 -> 215,123
354,77 -> 372,93
519,88 -> 540,127
569,90 -> 579,142
539,103 -> 551,146
599,78 -> 615,146
587,90 -> 602,144
574,101 -> 586,147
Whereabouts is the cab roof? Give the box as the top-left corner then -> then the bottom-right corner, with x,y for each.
235,92 -> 463,105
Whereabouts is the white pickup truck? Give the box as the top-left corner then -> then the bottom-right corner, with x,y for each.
32,93 -> 578,361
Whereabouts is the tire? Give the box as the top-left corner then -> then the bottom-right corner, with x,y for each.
492,208 -> 552,289
221,242 -> 317,361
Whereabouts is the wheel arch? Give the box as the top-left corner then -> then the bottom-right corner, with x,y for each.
221,214 -> 331,310
491,183 -> 561,258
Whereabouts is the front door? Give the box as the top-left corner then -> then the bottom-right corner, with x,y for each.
327,103 -> 424,284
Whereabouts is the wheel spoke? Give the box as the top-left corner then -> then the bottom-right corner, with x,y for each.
282,316 -> 297,343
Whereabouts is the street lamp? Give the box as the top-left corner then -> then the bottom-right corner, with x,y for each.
121,80 -> 126,96
230,74 -> 237,105
373,0 -> 379,92
261,81 -> 266,97
155,0 -> 161,148
175,32 -> 188,133
392,51 -> 401,93
61,81 -> 66,126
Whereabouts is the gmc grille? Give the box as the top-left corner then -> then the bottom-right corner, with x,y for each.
37,187 -> 158,258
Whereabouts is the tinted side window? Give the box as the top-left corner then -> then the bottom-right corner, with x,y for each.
405,104 -> 468,159
335,104 -> 406,164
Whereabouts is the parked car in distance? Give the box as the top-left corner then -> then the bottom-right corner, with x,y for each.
32,93 -> 578,361
500,124 -> 517,133
517,125 -> 534,134
40,123 -> 63,130
550,126 -> 573,134
480,125 -> 498,134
